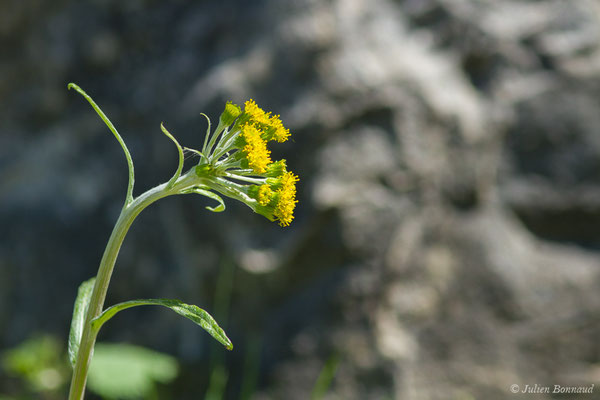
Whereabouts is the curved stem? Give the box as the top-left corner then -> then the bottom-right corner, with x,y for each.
67,170 -> 200,400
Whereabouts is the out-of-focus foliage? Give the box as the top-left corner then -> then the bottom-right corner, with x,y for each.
1,336 -> 180,400
311,354 -> 340,400
87,343 -> 178,400
1,335 -> 69,398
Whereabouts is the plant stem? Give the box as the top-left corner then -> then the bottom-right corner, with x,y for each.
68,170 -> 201,400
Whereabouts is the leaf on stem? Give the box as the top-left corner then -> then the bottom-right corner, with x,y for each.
191,187 -> 226,212
91,299 -> 233,350
68,277 -> 96,368
181,184 -> 226,213
67,83 -> 135,206
200,113 -> 212,157
160,123 -> 184,189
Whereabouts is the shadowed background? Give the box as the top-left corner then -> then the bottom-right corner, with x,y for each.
2,0 -> 600,399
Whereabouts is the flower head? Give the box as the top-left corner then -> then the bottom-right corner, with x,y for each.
243,99 -> 271,127
257,184 -> 274,206
195,99 -> 298,226
239,123 -> 272,174
272,171 -> 298,226
268,114 -> 290,143
234,100 -> 291,144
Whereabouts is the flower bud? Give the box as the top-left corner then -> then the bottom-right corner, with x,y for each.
265,160 -> 287,178
219,102 -> 242,127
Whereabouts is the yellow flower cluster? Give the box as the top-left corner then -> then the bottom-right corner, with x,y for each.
268,114 -> 290,143
214,99 -> 298,227
243,100 -> 271,126
235,100 -> 292,174
273,171 -> 298,227
252,171 -> 298,227
240,123 -> 272,173
242,100 -> 290,143
258,184 -> 273,206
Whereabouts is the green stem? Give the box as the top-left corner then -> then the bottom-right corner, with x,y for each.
67,170 -> 201,400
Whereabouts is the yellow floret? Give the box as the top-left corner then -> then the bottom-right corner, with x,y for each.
280,171 -> 298,192
244,99 -> 271,126
258,184 -> 273,206
241,123 -> 272,174
274,171 -> 298,227
269,114 -> 290,143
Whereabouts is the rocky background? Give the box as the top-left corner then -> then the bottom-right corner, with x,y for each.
2,0 -> 600,399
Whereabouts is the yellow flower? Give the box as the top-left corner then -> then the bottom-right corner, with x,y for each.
257,184 -> 273,206
268,114 -> 290,143
273,171 -> 298,227
240,123 -> 272,173
244,99 -> 271,126
196,98 -> 298,226
241,100 -> 290,143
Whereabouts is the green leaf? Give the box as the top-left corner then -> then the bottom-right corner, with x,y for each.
68,83 -> 135,206
68,278 -> 96,368
311,354 -> 340,400
2,335 -> 67,392
91,299 -> 233,350
88,343 -> 178,400
200,112 -> 212,157
182,185 -> 226,213
160,123 -> 184,189
193,187 -> 227,212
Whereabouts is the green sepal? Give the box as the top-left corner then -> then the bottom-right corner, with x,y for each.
265,159 -> 288,177
219,102 -> 241,127
91,299 -> 233,350
68,277 -> 96,368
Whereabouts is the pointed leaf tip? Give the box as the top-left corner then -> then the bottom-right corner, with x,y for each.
92,298 -> 233,351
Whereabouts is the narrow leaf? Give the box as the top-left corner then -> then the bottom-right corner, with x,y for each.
160,123 -> 184,189
311,354 -> 340,400
181,185 -> 226,213
68,277 -> 96,367
92,299 -> 233,350
67,83 -> 135,206
200,113 -> 212,157
193,187 -> 226,212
